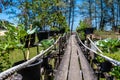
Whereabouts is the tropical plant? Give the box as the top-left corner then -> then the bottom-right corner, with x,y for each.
110,66 -> 120,79
40,38 -> 54,49
0,21 -> 27,71
96,38 -> 120,53
78,31 -> 85,40
104,52 -> 120,61
50,26 -> 59,31
76,20 -> 89,32
0,21 -> 37,71
76,20 -> 89,40
95,56 -> 105,63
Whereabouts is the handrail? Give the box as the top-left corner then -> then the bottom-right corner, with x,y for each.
76,33 -> 120,66
0,35 -> 62,79
87,37 -> 103,54
63,33 -> 66,38
76,33 -> 97,53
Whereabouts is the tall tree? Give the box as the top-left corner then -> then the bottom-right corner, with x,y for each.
99,0 -> 104,30
88,0 -> 92,27
71,0 -> 75,31
94,0 -> 97,29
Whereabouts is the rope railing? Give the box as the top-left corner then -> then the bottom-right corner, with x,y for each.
0,35 -> 63,79
87,37 -> 103,54
76,33 -> 120,66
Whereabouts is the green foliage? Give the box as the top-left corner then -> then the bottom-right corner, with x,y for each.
50,26 -> 59,31
96,38 -> 120,53
40,38 -> 54,49
9,46 -> 43,66
0,23 -> 27,50
110,66 -> 120,79
95,56 -> 105,63
0,53 -> 11,72
76,20 -> 88,32
118,26 -> 120,29
78,31 -> 86,40
17,0 -> 68,31
0,22 -> 28,71
104,52 -> 120,61
76,20 -> 89,40
0,0 -> 68,72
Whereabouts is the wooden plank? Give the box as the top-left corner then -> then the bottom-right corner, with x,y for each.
55,34 -> 97,80
77,46 -> 97,80
68,35 -> 82,80
54,36 -> 72,80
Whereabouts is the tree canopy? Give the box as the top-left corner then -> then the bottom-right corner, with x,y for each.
1,0 -> 120,31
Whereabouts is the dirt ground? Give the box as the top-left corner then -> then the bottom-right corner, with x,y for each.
87,33 -> 120,40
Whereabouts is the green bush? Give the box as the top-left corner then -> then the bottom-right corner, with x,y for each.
76,20 -> 89,32
95,56 -> 105,63
40,38 -> 54,49
96,38 -> 120,53
78,31 -> 86,40
104,51 -> 120,61
110,66 -> 120,79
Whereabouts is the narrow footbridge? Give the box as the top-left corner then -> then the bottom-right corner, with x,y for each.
0,33 -> 120,80
55,34 -> 97,80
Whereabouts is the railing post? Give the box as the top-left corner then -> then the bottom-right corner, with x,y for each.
42,56 -> 49,80
54,33 -> 57,50
58,37 -> 62,64
37,45 -> 39,54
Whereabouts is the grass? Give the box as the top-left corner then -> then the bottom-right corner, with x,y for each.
94,30 -> 119,39
0,35 -> 44,68
9,46 -> 44,66
0,34 -> 59,71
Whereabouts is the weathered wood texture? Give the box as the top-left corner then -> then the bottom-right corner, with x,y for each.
68,35 -> 82,80
54,36 -> 72,80
77,45 -> 97,80
55,34 -> 97,80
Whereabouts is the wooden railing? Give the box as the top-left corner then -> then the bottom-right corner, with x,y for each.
76,32 -> 120,79
76,33 -> 120,66
55,34 -> 97,80
0,33 -> 70,80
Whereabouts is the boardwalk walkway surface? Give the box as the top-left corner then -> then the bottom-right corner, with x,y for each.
55,34 -> 97,80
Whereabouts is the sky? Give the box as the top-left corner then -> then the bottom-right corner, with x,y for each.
73,0 -> 83,30
0,0 -> 82,30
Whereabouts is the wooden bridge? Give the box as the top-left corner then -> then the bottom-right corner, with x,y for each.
0,33 -> 120,80
55,34 -> 97,80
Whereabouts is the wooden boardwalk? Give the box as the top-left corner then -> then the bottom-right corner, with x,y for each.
55,34 -> 97,80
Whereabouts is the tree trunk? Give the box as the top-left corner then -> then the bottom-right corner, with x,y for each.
94,0 -> 97,29
71,0 -> 75,32
111,1 -> 116,31
68,0 -> 72,28
88,0 -> 92,27
100,0 -> 104,30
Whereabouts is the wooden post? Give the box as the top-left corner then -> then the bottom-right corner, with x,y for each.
43,56 -> 49,80
54,33 -> 57,50
58,37 -> 62,64
37,45 -> 39,54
